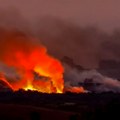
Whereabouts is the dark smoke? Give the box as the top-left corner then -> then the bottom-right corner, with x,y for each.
0,7 -> 31,33
34,17 -> 120,69
0,9 -> 120,69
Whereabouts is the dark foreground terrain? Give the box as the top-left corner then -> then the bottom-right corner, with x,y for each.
0,90 -> 120,120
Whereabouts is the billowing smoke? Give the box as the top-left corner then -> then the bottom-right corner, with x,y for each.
63,62 -> 120,93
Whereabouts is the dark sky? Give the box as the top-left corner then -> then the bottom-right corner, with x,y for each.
0,0 -> 120,31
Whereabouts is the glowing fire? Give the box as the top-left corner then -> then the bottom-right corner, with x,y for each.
24,81 -> 37,91
0,30 -> 85,93
66,87 -> 85,93
0,30 -> 64,93
8,48 -> 64,93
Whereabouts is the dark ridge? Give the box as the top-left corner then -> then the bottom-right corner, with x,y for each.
0,90 -> 120,119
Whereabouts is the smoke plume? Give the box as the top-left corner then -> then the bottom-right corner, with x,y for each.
63,62 -> 120,93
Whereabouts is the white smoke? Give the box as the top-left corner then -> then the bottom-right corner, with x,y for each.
64,64 -> 120,93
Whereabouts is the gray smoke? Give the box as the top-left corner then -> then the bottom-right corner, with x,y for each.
63,63 -> 120,93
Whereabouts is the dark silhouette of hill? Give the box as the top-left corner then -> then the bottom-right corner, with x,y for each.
0,90 -> 119,119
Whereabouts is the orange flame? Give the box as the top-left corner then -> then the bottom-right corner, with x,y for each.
0,30 -> 64,93
8,48 -> 64,93
0,30 -> 85,94
65,87 -> 86,93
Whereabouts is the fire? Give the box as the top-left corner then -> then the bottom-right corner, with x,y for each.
0,30 -> 64,93
65,87 -> 85,93
0,72 -> 13,90
24,81 -> 37,91
0,30 -> 85,94
8,48 -> 64,93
